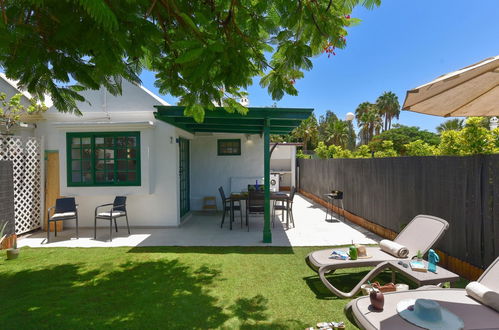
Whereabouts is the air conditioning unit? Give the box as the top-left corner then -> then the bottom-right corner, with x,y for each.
270,173 -> 280,192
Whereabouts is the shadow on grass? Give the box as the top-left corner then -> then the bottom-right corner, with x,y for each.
126,246 -> 295,255
0,259 -> 228,329
304,270 -> 397,300
229,294 -> 307,329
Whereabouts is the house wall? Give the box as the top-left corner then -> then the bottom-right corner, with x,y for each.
270,144 -> 297,188
33,83 -> 194,228
190,134 -> 264,210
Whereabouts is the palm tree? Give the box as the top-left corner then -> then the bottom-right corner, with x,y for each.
326,119 -> 350,148
359,107 -> 382,143
376,91 -> 400,131
292,114 -> 318,152
436,119 -> 464,133
355,102 -> 374,144
318,110 -> 338,142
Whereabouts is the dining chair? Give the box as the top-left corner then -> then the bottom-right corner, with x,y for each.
47,197 -> 78,243
94,196 -> 130,242
246,190 -> 265,231
219,187 -> 243,228
272,187 -> 296,228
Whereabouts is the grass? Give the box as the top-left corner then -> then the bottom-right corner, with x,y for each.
0,246 -> 463,329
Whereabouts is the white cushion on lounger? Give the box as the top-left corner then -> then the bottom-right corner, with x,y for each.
466,281 -> 499,312
50,212 -> 76,220
97,211 -> 126,218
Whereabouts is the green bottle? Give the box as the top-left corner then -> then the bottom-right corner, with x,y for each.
349,243 -> 358,260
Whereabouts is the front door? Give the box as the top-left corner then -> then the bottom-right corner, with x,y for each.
179,138 -> 190,217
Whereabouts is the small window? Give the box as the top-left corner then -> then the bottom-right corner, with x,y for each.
67,132 -> 141,186
217,139 -> 241,156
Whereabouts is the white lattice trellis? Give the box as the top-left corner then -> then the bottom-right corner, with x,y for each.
0,136 -> 42,234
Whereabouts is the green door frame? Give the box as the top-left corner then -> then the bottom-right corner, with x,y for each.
179,138 -> 190,218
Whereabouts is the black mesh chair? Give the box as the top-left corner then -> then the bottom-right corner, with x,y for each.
94,196 -> 130,242
272,187 -> 296,228
246,191 -> 264,232
47,197 -> 78,243
219,187 -> 243,228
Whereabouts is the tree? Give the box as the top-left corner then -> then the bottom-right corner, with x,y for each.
376,91 -> 400,131
318,110 -> 338,142
291,114 -> 318,152
436,130 -> 462,156
358,105 -> 382,144
0,1 -> 380,120
373,140 -> 398,158
0,93 -> 47,135
369,124 -> 440,155
436,119 -> 464,133
404,140 -> 436,156
325,119 -> 350,148
459,117 -> 494,155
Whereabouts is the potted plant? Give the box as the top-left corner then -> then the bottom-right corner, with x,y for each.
0,221 -> 19,260
0,221 -> 7,247
6,239 -> 19,260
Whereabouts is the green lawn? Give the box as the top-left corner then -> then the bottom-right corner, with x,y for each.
0,246 -> 438,329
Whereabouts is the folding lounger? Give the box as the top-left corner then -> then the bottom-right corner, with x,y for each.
345,257 -> 499,330
305,215 -> 449,297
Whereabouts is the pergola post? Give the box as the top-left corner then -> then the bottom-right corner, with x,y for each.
263,118 -> 272,243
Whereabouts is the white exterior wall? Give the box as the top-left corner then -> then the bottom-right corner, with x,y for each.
270,144 -> 297,189
190,134 -> 264,210
33,81 -> 193,228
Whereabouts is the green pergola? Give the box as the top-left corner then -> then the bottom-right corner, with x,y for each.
154,106 -> 313,243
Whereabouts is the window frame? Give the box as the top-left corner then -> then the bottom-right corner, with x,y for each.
217,139 -> 241,156
66,131 -> 141,187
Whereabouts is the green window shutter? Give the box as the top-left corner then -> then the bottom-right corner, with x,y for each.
66,132 -> 141,186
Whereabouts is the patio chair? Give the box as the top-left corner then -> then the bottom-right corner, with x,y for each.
94,196 -> 130,242
306,215 -> 449,296
47,197 -> 78,243
219,186 -> 243,228
246,190 -> 264,232
345,257 -> 499,330
272,186 -> 296,228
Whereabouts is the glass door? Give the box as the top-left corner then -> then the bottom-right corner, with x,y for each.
179,138 -> 190,217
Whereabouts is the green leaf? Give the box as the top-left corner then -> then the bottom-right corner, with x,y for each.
179,13 -> 201,34
175,48 -> 204,64
184,104 -> 205,123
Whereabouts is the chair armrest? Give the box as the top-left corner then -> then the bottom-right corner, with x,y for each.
94,203 -> 114,214
47,206 -> 55,217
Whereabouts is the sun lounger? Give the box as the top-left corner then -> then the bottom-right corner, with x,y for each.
345,257 -> 499,330
305,215 -> 449,298
306,214 -> 449,272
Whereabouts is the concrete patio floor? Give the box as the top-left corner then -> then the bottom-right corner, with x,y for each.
18,194 -> 380,248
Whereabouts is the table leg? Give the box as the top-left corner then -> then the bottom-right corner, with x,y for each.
286,200 -> 290,229
230,199 -> 233,230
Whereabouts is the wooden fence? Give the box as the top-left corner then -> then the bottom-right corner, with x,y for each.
298,156 -> 499,279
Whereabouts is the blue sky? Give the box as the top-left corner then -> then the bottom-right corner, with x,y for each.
140,0 -> 499,132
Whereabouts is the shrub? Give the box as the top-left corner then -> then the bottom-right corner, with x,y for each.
404,139 -> 436,156
373,140 -> 398,158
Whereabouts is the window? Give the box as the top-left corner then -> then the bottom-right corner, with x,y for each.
217,139 -> 241,156
67,132 -> 140,186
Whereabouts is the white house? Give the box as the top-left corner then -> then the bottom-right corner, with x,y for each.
1,74 -> 311,231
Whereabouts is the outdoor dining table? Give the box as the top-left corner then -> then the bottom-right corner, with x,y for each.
229,192 -> 290,230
